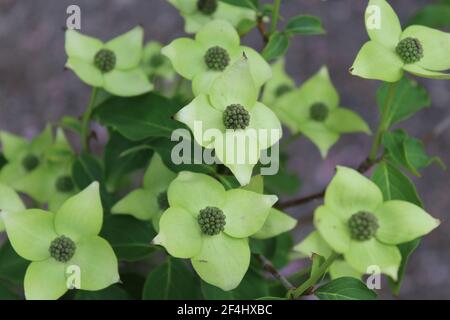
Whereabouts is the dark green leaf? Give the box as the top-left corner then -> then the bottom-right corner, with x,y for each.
148,137 -> 216,175
72,153 -> 115,210
408,3 -> 450,28
250,232 -> 293,268
315,277 -> 377,300
285,15 -> 325,36
104,131 -> 152,192
0,282 -> 21,300
219,0 -> 258,10
142,258 -> 201,299
262,32 -> 289,61
372,161 -> 423,294
74,285 -> 132,300
388,238 -> 421,295
382,130 -> 444,176
94,93 -> 183,140
0,153 -> 6,170
377,77 -> 430,128
101,215 -> 157,262
0,240 -> 28,285
372,160 -> 422,206
264,169 -> 300,195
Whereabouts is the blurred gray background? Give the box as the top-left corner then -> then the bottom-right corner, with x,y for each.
0,0 -> 448,299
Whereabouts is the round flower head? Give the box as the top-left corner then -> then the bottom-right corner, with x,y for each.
162,20 -> 272,95
350,0 -> 450,81
153,172 -> 278,290
111,154 -> 177,231
141,41 -> 175,80
0,127 -> 76,207
1,182 -> 119,300
274,67 -> 370,157
293,231 -> 362,280
314,166 -> 440,279
65,26 -> 153,96
167,0 -> 256,34
0,183 -> 25,232
175,57 -> 282,186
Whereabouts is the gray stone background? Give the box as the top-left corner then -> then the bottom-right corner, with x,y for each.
0,0 -> 449,299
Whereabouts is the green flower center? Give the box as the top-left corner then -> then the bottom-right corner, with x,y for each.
223,104 -> 250,130
49,235 -> 76,262
396,37 -> 424,64
149,54 -> 165,68
275,84 -> 293,97
204,46 -> 230,71
22,154 -> 39,171
94,49 -> 116,73
348,211 -> 379,241
55,175 -> 74,193
198,206 -> 226,236
309,102 -> 329,122
157,191 -> 169,211
197,0 -> 218,15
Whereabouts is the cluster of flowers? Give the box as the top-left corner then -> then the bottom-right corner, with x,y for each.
0,0 -> 447,299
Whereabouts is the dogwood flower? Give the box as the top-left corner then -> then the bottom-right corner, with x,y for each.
175,57 -> 282,185
274,67 -> 370,157
153,171 -> 278,290
314,166 -> 440,279
262,58 -> 296,109
162,20 -> 271,95
0,183 -> 25,232
141,41 -> 175,80
1,182 -> 119,300
293,231 -> 362,280
167,0 -> 256,34
351,0 -> 450,81
0,127 -> 76,208
111,154 -> 176,230
65,26 -> 153,96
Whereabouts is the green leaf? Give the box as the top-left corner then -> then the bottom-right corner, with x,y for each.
262,151 -> 301,195
0,240 -> 28,285
59,116 -> 82,134
388,238 -> 421,295
372,161 -> 422,207
382,130 -> 444,176
219,0 -> 259,10
376,77 -> 430,127
372,161 -> 423,294
142,258 -> 201,300
201,267 -> 269,300
0,153 -> 6,170
315,277 -> 377,300
100,215 -> 157,262
250,232 -> 293,269
262,32 -> 289,61
284,15 -> 325,36
408,4 -> 450,29
94,92 -> 183,140
72,153 -> 114,210
74,285 -> 132,300
104,131 -> 152,192
0,283 -> 20,300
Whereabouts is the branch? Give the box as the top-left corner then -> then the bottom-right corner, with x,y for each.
257,15 -> 269,45
258,255 -> 295,291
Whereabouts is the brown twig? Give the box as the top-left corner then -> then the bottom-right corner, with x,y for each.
258,255 -> 295,290
257,15 -> 269,45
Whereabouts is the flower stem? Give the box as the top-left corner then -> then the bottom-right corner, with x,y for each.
270,0 -> 282,35
368,81 -> 398,161
81,87 -> 98,153
288,251 -> 339,298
